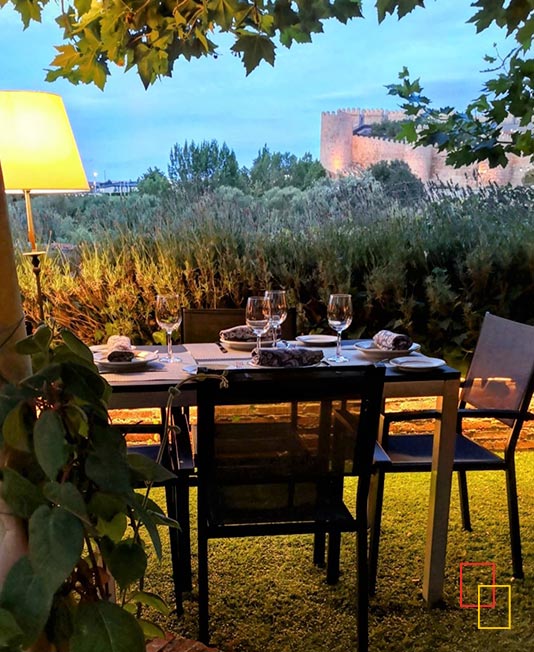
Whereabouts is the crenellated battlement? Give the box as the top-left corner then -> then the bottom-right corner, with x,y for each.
355,134 -> 408,145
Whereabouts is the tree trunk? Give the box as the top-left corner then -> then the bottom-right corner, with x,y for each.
0,162 -> 31,585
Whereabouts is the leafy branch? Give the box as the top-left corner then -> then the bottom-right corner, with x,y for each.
384,0 -> 534,167
3,0 -> 364,88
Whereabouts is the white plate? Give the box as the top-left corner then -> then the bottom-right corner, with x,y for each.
90,344 -> 136,353
354,340 -> 421,360
296,335 -> 338,346
389,356 -> 446,372
94,350 -> 158,371
220,339 -> 276,351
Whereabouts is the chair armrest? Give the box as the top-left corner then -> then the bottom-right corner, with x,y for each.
382,410 -> 440,424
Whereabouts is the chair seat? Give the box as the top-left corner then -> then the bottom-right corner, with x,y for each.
384,434 -> 505,471
209,499 -> 357,533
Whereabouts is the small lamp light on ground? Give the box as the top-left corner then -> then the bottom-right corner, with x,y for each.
0,91 -> 89,322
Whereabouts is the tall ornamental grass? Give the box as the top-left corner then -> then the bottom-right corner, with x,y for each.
9,176 -> 534,358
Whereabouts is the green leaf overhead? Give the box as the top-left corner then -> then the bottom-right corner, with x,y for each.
231,33 -> 277,75
376,0 -> 425,22
3,0 -> 364,86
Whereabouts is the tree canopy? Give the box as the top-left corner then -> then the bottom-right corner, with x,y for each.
0,0 -> 436,90
249,146 -> 326,193
168,140 -> 245,193
3,0 -> 534,166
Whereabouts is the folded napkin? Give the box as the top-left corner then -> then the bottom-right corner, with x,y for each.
220,325 -> 270,342
251,347 -> 323,368
106,335 -> 134,362
372,330 -> 412,351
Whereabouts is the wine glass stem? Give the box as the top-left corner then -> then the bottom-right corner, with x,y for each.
167,330 -> 173,362
336,331 -> 342,359
257,334 -> 262,351
272,323 -> 276,346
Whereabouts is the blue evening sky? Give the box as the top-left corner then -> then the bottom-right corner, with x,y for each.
0,1 -> 507,181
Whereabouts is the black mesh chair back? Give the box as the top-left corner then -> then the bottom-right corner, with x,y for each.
461,313 -> 534,429
195,364 -> 385,650
181,307 -> 297,343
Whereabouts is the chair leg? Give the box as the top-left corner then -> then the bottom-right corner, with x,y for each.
357,522 -> 370,652
357,479 -> 370,652
326,530 -> 341,584
198,531 -> 210,644
165,484 -> 184,614
176,475 -> 193,591
313,533 -> 326,568
368,470 -> 385,596
290,401 -> 298,429
457,470 -> 472,531
505,465 -> 524,579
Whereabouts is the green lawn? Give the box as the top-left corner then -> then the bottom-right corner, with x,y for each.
144,451 -> 534,651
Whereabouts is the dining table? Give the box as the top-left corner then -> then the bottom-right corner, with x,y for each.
98,339 -> 461,607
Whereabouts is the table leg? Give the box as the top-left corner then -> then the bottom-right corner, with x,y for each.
422,377 -> 460,605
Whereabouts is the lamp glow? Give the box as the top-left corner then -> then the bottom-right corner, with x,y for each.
0,91 -> 89,320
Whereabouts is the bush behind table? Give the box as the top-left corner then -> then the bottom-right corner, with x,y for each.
8,175 -> 534,364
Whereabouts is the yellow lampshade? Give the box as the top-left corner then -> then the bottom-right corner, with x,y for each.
0,91 -> 89,193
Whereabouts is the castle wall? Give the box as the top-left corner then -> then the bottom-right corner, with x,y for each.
320,107 -> 530,187
351,135 -> 433,180
320,110 -> 355,173
321,107 -> 411,173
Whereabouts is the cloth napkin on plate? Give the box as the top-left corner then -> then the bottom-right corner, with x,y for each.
372,330 -> 412,351
106,335 -> 135,361
251,347 -> 323,368
220,325 -> 270,342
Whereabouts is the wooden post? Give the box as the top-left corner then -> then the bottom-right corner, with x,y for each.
0,162 -> 31,585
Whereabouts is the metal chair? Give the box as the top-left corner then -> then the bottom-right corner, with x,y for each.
368,312 -> 534,593
194,364 -> 385,651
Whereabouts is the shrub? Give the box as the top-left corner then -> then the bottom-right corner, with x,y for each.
10,180 -> 534,355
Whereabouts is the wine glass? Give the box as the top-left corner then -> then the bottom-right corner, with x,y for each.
246,295 -> 271,354
155,294 -> 182,363
265,290 -> 288,347
327,293 -> 353,363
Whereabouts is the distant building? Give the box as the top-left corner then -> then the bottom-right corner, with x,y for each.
320,108 -> 529,186
93,180 -> 138,195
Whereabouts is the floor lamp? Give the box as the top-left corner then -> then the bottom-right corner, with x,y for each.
0,91 -> 89,323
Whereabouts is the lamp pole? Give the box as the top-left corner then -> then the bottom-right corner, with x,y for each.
21,189 -> 46,323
